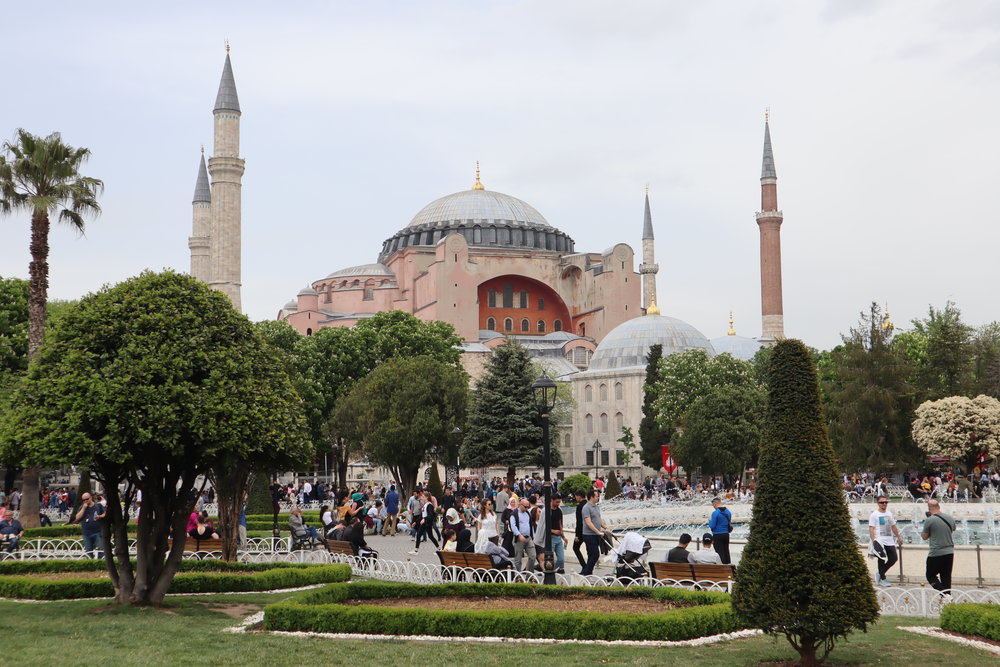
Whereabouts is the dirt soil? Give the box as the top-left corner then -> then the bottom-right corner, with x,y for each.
344,594 -> 687,613
199,602 -> 261,618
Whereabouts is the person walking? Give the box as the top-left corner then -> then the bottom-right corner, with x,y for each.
533,493 -> 567,573
382,484 -> 399,536
580,489 -> 609,576
509,497 -> 537,571
409,492 -> 439,555
869,496 -> 902,586
572,489 -> 588,568
921,499 -> 956,595
709,497 -> 733,564
75,492 -> 106,559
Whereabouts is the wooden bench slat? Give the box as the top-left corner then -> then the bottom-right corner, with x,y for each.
326,540 -> 354,555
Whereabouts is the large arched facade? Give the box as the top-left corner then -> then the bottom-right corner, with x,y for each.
477,275 -> 571,335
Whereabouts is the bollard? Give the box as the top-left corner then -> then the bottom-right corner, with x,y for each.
976,544 -> 984,588
897,543 -> 905,584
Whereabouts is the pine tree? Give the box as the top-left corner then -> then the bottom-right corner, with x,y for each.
639,344 -> 671,469
733,339 -> 879,666
461,339 -> 559,486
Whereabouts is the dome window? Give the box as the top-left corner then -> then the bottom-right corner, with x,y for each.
537,320 -> 546,333
554,319 -> 562,332
520,318 -> 530,333
615,382 -> 623,400
486,317 -> 496,331
599,384 -> 608,401
503,318 -> 513,332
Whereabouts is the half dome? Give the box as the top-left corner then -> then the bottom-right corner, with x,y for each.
710,334 -> 763,361
589,314 -> 715,371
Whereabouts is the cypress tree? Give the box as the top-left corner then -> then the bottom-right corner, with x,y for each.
604,471 -> 623,499
427,462 -> 444,500
639,344 -> 671,469
732,339 -> 879,666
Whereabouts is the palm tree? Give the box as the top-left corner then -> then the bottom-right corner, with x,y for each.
0,129 -> 103,527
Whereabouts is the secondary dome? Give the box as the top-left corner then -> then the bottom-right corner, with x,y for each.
408,189 -> 551,228
710,334 -> 763,361
589,314 -> 715,371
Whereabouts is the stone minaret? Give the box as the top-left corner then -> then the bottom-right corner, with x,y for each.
208,46 -> 244,311
639,186 -> 658,312
188,149 -> 212,282
756,114 -> 784,341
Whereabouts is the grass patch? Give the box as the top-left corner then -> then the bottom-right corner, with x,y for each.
0,592 -> 987,666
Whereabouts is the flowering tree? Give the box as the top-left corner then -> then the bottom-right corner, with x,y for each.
911,395 -> 1000,471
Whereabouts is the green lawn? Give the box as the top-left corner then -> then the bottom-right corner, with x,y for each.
0,590 -> 987,666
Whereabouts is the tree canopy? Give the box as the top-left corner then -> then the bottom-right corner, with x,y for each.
638,343 -> 672,470
912,394 -> 1000,472
332,355 -> 467,496
653,349 -> 760,432
670,384 -> 765,477
0,271 -> 311,604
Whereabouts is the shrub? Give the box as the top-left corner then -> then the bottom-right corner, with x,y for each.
732,339 -> 879,666
941,604 -> 1000,642
558,474 -> 593,504
604,472 -> 623,499
264,582 -> 743,641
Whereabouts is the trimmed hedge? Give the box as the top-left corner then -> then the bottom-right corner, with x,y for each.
264,582 -> 742,641
941,603 -> 1000,642
0,561 -> 350,600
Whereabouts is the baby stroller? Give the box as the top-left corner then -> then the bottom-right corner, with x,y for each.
611,532 -> 652,582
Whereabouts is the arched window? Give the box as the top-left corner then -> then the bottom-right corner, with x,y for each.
363,287 -> 374,301
503,318 -> 513,332
584,385 -> 593,402
306,328 -> 313,336
486,317 -> 496,331
599,384 -> 608,401
585,414 -> 593,434
473,226 -> 482,244
579,323 -> 586,337
537,320 -> 546,333
520,318 -> 530,332
615,412 -> 624,432
614,382 -> 623,400
554,319 -> 562,332
600,413 -> 608,433
563,433 -> 570,449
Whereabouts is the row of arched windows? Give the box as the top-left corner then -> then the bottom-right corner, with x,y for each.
486,317 -> 563,333
583,382 -> 624,402
584,412 -> 625,434
380,225 -> 574,256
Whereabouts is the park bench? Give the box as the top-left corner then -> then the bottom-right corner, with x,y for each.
326,540 -> 354,556
437,550 -> 498,581
168,537 -> 224,558
650,561 -> 735,591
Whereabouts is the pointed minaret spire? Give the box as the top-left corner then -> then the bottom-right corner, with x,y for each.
639,186 -> 659,312
188,150 -> 213,283
756,112 -> 785,342
214,48 -> 241,113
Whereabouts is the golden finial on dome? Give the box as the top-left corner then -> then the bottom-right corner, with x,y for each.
645,183 -> 649,196
765,107 -> 769,123
472,161 -> 485,190
647,300 -> 661,316
882,303 -> 892,331
225,39 -> 230,54
728,311 -> 736,336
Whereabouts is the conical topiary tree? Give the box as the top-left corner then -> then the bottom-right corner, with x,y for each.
427,462 -> 444,500
732,339 -> 879,666
604,471 -> 623,499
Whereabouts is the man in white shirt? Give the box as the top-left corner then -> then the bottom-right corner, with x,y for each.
688,533 -> 723,565
868,496 -> 901,586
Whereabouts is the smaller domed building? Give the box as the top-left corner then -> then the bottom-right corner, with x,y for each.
709,313 -> 764,361
564,303 -> 715,478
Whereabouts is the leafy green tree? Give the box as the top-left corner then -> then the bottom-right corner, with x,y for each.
558,473 -> 593,504
298,311 -> 463,488
0,131 -> 103,527
332,355 -> 467,496
971,322 -> 1000,398
0,276 -> 28,379
671,384 -> 765,477
654,349 -> 758,432
824,303 -> 920,470
910,301 -> 974,399
617,426 -> 639,470
639,344 -> 672,470
733,339 -> 879,666
912,395 -> 1000,472
0,271 -> 311,604
461,339 -> 560,487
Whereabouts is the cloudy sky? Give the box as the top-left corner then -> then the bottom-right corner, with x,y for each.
1,1 -> 997,350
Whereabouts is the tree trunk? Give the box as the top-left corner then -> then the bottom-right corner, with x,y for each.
506,465 -> 516,490
19,467 -> 41,528
3,467 -> 20,495
213,464 -> 250,562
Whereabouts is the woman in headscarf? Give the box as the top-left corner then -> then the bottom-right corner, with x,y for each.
456,528 -> 475,554
443,507 -> 464,536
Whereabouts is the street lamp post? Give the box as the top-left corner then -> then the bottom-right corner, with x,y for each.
532,371 -> 558,586
592,439 -> 603,483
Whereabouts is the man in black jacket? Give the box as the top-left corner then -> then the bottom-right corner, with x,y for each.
572,489 -> 587,568
666,533 -> 692,563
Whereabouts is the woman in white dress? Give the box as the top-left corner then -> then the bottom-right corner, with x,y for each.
474,498 -> 498,553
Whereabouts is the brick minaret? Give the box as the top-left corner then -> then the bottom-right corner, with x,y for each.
188,149 -> 212,283
208,46 -> 244,311
756,116 -> 784,341
639,186 -> 658,312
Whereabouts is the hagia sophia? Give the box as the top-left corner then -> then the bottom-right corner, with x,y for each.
187,51 -> 784,479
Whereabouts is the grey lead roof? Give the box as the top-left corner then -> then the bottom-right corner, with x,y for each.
642,192 -> 654,240
761,122 -> 776,179
214,54 -> 241,113
192,153 -> 211,203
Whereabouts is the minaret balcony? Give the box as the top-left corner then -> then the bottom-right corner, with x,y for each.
755,210 -> 783,221
639,263 -> 659,274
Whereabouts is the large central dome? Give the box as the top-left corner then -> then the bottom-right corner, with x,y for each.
408,189 -> 551,228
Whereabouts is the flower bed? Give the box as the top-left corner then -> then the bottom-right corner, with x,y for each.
264,582 -> 743,641
941,603 -> 1000,642
0,560 -> 350,600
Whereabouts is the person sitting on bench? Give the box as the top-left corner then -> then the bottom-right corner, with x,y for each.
289,507 -> 322,547
188,513 -> 220,541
